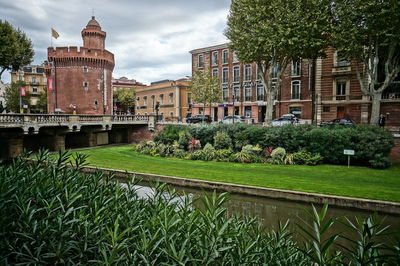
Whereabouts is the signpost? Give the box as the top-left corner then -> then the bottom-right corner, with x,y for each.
343,149 -> 355,168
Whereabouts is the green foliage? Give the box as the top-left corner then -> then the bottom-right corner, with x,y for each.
241,144 -> 262,156
271,147 -> 286,163
4,81 -> 29,112
36,91 -> 47,113
292,151 -> 324,166
203,143 -> 215,153
1,152 -> 398,264
0,20 -> 34,81
154,125 -> 187,144
297,204 -> 342,265
369,154 -> 392,169
178,130 -> 192,150
214,131 -> 232,150
189,70 -> 221,108
113,87 -> 135,112
225,0 -> 331,123
154,124 -> 394,168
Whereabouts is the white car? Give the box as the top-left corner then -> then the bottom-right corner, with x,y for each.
220,115 -> 250,124
271,114 -> 300,126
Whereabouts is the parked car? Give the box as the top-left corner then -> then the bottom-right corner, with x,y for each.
219,115 -> 251,124
320,118 -> 355,126
271,114 -> 299,126
186,114 -> 212,123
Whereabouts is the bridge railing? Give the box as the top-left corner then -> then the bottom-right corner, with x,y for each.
0,114 -> 152,125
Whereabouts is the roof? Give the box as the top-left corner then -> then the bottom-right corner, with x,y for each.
86,16 -> 101,29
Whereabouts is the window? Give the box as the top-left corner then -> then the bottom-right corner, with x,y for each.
292,61 -> 301,76
197,54 -> 204,68
244,106 -> 252,117
232,52 -> 239,63
159,94 -> 164,104
233,66 -> 240,82
19,75 -> 23,81
212,51 -> 218,66
83,81 -> 89,88
136,97 -> 140,107
222,68 -> 229,83
151,95 -> 155,107
336,82 -> 346,95
32,87 -> 38,94
289,106 -> 302,118
233,85 -> 240,99
222,50 -> 229,64
323,106 -> 330,112
245,86 -> 252,101
187,93 -> 192,104
291,81 -> 301,99
212,68 -> 218,79
244,64 -> 252,81
170,112 -> 174,118
271,65 -> 278,79
143,96 -> 148,106
256,84 -> 264,101
169,93 -> 174,104
31,77 -> 37,84
83,66 -> 88,73
336,51 -> 349,67
223,87 -> 229,102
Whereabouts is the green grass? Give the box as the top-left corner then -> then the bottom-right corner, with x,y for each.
71,145 -> 400,202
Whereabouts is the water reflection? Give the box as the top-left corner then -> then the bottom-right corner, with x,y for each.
119,180 -> 400,236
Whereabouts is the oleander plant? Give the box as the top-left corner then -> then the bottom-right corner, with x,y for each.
0,150 -> 398,265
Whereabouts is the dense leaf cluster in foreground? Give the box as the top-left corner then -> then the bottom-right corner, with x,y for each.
0,151 -> 398,265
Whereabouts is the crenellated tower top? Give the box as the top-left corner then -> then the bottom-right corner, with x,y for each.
81,16 -> 106,50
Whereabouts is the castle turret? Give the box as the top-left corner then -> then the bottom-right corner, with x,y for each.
46,16 -> 115,115
81,16 -> 106,50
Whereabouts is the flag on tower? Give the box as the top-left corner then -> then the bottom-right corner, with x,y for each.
51,28 -> 59,39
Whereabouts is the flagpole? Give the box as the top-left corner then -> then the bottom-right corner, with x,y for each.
51,28 -> 53,47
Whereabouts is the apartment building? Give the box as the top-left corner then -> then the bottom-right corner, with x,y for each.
135,78 -> 191,121
189,43 -> 313,123
190,43 -> 400,127
10,64 -> 47,112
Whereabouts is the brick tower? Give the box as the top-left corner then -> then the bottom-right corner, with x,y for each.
46,16 -> 115,114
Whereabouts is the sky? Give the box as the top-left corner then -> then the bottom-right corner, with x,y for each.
0,0 -> 231,84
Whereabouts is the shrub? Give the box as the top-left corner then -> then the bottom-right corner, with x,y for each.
214,131 -> 232,150
241,144 -> 263,156
271,147 -> 286,162
154,124 -> 187,144
212,149 -> 233,162
369,154 -> 392,169
173,149 -> 188,159
178,130 -> 192,150
203,143 -> 215,153
292,151 -> 324,166
188,138 -> 201,152
231,151 -> 253,163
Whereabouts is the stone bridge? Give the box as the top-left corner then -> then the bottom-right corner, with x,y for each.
0,114 -> 157,159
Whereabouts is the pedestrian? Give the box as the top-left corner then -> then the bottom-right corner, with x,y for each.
378,114 -> 385,127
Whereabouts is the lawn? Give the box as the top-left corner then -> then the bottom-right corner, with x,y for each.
71,145 -> 400,202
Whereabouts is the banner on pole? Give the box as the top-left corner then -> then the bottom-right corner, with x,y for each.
20,87 -> 26,96
48,78 -> 53,91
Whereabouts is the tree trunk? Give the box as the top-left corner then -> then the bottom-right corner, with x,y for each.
265,90 -> 275,125
369,92 -> 382,125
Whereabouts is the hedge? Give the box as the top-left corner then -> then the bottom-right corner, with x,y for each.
154,124 -> 394,168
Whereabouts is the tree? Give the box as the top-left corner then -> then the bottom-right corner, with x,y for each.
225,0 -> 331,124
36,91 -> 47,113
189,70 -> 221,121
332,0 -> 400,125
4,81 -> 30,113
113,87 -> 135,113
0,20 -> 34,81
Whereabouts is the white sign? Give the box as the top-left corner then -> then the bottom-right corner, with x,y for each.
23,104 -> 28,108
343,149 -> 355,155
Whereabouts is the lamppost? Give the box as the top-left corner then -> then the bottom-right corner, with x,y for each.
232,92 -> 236,124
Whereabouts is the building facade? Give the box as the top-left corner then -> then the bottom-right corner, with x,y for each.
135,78 -> 191,121
45,16 -> 115,114
112,77 -> 146,114
10,65 -> 47,113
189,43 -> 313,123
190,43 -> 400,127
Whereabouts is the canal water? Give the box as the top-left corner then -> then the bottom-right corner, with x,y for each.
121,181 -> 400,240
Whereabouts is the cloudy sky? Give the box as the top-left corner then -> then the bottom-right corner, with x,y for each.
0,0 -> 231,84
